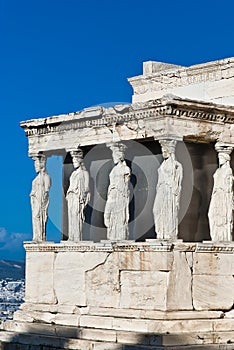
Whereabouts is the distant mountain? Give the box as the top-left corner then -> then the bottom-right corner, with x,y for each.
0,260 -> 25,280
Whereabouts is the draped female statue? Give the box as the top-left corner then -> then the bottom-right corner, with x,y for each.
208,145 -> 234,241
66,149 -> 90,242
153,139 -> 183,240
104,143 -> 131,240
30,154 -> 51,241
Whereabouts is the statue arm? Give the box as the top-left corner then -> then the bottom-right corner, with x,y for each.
30,178 -> 37,197
232,176 -> 234,211
104,209 -> 110,227
83,170 -> 90,205
124,166 -> 131,182
174,163 -> 183,207
225,173 -> 233,192
66,173 -> 78,196
42,174 -> 51,208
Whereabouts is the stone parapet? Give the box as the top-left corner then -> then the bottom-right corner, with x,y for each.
22,241 -> 234,312
3,240 -> 229,349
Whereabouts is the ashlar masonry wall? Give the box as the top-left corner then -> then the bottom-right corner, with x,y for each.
4,241 -> 232,349
21,241 -> 234,315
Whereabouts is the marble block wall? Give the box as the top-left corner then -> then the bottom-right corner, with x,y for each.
23,241 -> 234,314
129,58 -> 234,105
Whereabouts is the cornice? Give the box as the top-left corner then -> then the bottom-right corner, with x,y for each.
20,96 -> 234,138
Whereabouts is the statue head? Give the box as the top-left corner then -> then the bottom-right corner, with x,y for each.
32,154 -> 46,173
218,152 -> 230,166
70,148 -> 83,169
215,143 -> 233,167
110,143 -> 126,164
160,139 -> 177,159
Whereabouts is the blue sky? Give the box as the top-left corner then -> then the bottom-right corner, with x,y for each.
0,0 -> 234,260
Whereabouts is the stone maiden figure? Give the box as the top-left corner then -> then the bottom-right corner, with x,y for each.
208,145 -> 234,241
30,154 -> 51,242
66,149 -> 90,242
104,143 -> 131,240
153,139 -> 183,240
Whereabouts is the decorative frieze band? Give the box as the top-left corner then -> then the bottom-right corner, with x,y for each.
22,106 -> 169,137
23,241 -> 234,253
170,108 -> 227,123
196,242 -> 234,253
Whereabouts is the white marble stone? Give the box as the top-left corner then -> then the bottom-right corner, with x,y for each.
193,275 -> 234,310
167,251 -> 193,310
118,250 -> 174,271
25,251 -> 56,304
120,270 -> 169,310
54,251 -> 87,306
104,142 -> 131,240
193,252 -> 234,275
148,319 -> 213,334
80,328 -> 117,342
66,149 -> 90,242
153,139 -> 183,239
129,57 -> 234,105
21,94 -> 234,156
89,306 -> 223,320
208,144 -> 234,241
86,253 -> 120,308
30,154 -> 51,241
54,251 -> 109,306
224,309 -> 234,318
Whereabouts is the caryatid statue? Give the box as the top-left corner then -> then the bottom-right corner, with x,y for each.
104,143 -> 131,240
208,144 -> 234,241
153,139 -> 183,240
66,149 -> 90,242
30,154 -> 51,242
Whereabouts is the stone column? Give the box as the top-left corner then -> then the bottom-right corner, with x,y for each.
66,148 -> 90,242
153,139 -> 183,240
30,153 -> 51,242
104,142 -> 131,240
208,143 -> 234,241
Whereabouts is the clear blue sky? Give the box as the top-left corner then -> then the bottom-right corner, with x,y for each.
0,0 -> 234,260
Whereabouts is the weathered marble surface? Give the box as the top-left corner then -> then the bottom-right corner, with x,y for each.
20,95 -> 234,154
193,275 -> 234,310
129,57 -> 234,105
30,154 -> 51,241
153,139 -> 183,239
66,149 -> 90,242
5,240 -> 234,348
208,144 -> 234,241
25,251 -> 56,304
104,143 -> 131,240
1,324 -> 234,349
23,242 -> 234,313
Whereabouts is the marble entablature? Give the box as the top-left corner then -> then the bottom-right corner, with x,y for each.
21,96 -> 234,154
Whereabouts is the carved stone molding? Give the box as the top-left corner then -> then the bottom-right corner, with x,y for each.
20,96 -> 234,139
23,241 -> 234,253
196,242 -> 234,253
